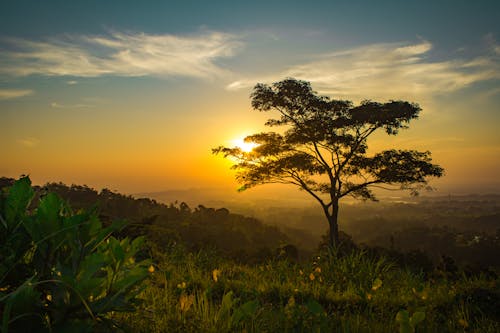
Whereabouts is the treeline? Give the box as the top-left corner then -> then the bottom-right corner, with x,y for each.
238,197 -> 500,269
0,177 -> 292,262
2,177 -> 499,271
340,200 -> 500,269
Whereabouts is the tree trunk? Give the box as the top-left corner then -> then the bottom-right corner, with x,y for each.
323,200 -> 340,247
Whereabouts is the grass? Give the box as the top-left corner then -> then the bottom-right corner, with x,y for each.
114,245 -> 500,332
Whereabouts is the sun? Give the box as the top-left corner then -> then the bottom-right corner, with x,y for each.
231,137 -> 259,153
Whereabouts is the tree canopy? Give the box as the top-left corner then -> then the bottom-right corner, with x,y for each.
213,78 -> 444,247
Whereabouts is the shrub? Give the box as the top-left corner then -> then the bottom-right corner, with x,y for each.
0,176 -> 151,332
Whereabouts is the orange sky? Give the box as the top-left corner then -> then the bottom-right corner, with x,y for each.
1,1 -> 499,196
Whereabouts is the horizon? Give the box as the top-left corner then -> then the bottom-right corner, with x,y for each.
1,1 -> 499,196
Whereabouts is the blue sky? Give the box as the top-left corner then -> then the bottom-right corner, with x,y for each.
1,0 -> 499,193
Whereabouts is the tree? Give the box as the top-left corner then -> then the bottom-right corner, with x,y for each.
213,79 -> 444,247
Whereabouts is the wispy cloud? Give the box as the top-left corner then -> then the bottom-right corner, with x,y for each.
0,31 -> 241,79
51,102 -> 94,109
0,89 -> 33,100
17,137 -> 40,148
227,40 -> 499,101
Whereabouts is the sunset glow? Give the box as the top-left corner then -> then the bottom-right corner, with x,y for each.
0,1 -> 498,195
231,137 -> 260,153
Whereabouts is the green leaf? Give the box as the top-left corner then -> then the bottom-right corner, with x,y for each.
239,299 -> 259,315
36,193 -> 64,238
399,322 -> 413,333
410,311 -> 425,326
305,299 -> 325,315
219,291 -> 237,320
396,310 -> 416,333
130,236 -> 145,253
233,299 -> 259,323
3,280 -> 42,331
3,176 -> 33,229
109,262 -> 150,297
396,310 -> 409,323
111,238 -> 125,262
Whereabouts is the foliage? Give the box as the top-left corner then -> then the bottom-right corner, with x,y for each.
7,178 -> 291,262
395,309 -> 426,333
1,176 -> 499,332
213,78 -> 443,246
116,244 -> 500,332
0,176 -> 151,332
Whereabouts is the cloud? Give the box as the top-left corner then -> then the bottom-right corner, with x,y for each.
227,40 -> 499,101
17,137 -> 40,148
51,101 -> 94,109
0,31 -> 241,79
0,89 -> 33,100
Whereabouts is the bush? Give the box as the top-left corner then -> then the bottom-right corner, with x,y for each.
0,176 -> 151,332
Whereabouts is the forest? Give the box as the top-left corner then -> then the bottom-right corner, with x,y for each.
1,176 -> 499,332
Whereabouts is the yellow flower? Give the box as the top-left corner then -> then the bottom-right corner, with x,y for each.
148,265 -> 155,273
177,282 -> 187,289
212,269 -> 221,282
314,267 -> 321,273
299,270 -> 303,275
309,273 -> 315,281
179,294 -> 195,312
366,293 -> 372,300
46,294 -> 52,301
371,278 -> 382,291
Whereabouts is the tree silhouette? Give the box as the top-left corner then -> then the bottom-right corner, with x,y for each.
213,79 -> 444,247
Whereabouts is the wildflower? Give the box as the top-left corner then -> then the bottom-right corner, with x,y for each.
309,273 -> 315,281
212,269 -> 221,282
46,294 -> 52,301
177,282 -> 187,289
371,278 -> 382,291
294,288 -> 299,292
315,267 -> 321,273
148,265 -> 155,273
179,294 -> 195,312
299,270 -> 304,275
366,293 -> 372,300
284,296 -> 296,319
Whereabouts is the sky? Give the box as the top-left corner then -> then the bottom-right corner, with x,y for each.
1,0 -> 499,195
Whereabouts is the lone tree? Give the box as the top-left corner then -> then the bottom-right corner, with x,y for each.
213,79 -> 444,247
